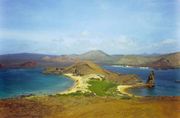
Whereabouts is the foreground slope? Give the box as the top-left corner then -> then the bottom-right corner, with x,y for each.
0,96 -> 179,118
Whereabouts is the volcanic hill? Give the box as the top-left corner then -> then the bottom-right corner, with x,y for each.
45,61 -> 142,85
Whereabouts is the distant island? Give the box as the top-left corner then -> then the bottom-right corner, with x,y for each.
0,50 -> 180,69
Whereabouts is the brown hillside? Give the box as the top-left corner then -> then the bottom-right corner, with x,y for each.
20,61 -> 37,67
63,61 -> 142,85
163,52 -> 180,67
146,52 -> 180,69
79,50 -> 110,60
63,61 -> 109,75
147,58 -> 173,69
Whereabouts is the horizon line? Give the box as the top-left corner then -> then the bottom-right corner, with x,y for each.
0,50 -> 179,56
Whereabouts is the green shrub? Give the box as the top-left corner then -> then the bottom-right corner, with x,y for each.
88,80 -> 118,96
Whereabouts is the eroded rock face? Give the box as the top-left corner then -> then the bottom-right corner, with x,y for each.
20,61 -> 37,67
146,71 -> 155,88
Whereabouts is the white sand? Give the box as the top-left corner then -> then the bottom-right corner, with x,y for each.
117,85 -> 134,96
117,83 -> 145,97
60,73 -> 144,98
60,73 -> 105,94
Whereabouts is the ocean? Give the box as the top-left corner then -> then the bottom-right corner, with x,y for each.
0,68 -> 74,99
103,65 -> 180,96
0,66 -> 179,98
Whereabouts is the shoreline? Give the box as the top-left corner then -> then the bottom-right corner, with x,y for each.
59,73 -> 91,94
112,65 -> 150,70
5,74 -> 86,99
117,84 -> 147,97
117,85 -> 134,97
62,73 -> 142,98
111,64 -> 180,70
0,73 -> 142,99
0,74 -> 178,99
61,73 -> 135,97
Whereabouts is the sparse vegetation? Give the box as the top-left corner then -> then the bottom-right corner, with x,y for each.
60,91 -> 93,97
88,79 -> 119,96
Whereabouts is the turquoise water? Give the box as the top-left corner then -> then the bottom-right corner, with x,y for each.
0,68 -> 74,99
103,66 -> 180,96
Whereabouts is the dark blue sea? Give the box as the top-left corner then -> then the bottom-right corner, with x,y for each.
0,68 -> 74,99
103,66 -> 180,96
0,66 -> 179,98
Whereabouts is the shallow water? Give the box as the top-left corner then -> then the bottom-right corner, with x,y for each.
0,68 -> 74,99
103,66 -> 180,96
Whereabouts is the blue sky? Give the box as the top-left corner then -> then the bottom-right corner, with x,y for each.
0,0 -> 179,55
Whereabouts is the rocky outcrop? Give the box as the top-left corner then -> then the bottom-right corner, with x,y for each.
19,61 -> 37,67
146,71 -> 155,88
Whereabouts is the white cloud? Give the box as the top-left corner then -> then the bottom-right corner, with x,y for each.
116,36 -> 137,49
0,29 -> 63,41
161,39 -> 179,45
139,38 -> 180,54
80,30 -> 90,37
0,29 -> 179,54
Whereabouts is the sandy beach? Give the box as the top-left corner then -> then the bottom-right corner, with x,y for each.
60,73 -> 91,94
61,73 -> 140,97
117,83 -> 147,97
117,85 -> 134,96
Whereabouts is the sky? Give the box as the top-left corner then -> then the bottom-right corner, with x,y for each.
0,0 -> 179,55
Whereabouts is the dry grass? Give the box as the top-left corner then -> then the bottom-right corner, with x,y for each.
0,96 -> 179,118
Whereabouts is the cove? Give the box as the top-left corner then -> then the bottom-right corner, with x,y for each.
0,68 -> 74,99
